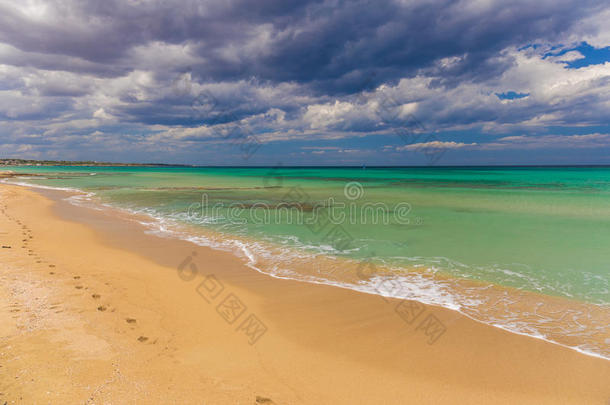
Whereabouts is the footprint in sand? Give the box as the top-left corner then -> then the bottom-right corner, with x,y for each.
137,336 -> 148,343
91,294 -> 101,299
49,264 -> 55,268
97,305 -> 107,311
73,276 -> 81,280
255,396 -> 276,404
125,318 -> 137,324
75,286 -> 83,289
49,272 -> 55,275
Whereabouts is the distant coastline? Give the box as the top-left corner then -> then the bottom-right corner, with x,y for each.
2,159 -> 610,168
0,158 -> 188,167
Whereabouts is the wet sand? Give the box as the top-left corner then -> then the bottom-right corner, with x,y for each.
1,184 -> 609,404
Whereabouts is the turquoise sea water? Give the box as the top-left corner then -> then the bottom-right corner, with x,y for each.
4,166 -> 610,357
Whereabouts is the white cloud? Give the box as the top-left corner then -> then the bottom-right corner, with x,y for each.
398,141 -> 477,151
480,133 -> 610,150
303,100 -> 355,129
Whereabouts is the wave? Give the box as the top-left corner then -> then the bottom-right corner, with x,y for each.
1,179 -> 82,192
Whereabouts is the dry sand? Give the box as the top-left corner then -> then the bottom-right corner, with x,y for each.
0,184 -> 609,404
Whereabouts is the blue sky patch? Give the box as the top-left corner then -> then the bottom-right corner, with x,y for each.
545,42 -> 610,68
496,92 -> 529,100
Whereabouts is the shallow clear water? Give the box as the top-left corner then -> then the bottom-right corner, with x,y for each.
7,166 -> 610,303
4,165 -> 610,358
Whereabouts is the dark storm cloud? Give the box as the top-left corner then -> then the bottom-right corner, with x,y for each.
175,0 -> 605,93
1,0 -> 610,164
0,0 -> 601,88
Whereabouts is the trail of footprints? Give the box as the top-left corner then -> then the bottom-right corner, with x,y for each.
0,203 -> 152,345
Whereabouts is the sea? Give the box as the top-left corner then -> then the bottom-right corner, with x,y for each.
3,165 -> 609,359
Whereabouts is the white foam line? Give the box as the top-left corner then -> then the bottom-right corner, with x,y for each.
1,179 -> 82,193
236,258 -> 610,361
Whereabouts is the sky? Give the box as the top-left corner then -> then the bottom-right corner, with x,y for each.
1,0 -> 610,166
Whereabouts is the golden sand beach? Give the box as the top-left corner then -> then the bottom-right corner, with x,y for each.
1,183 -> 609,404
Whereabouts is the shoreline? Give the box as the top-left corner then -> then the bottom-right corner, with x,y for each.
14,178 -> 610,361
1,183 -> 610,403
